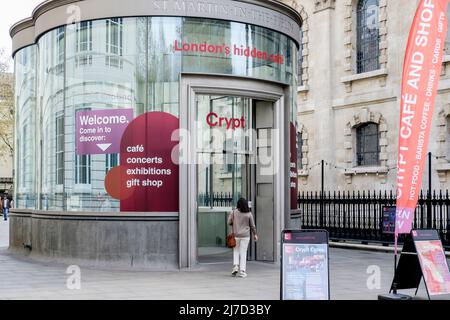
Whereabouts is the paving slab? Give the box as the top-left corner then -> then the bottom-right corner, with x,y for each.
1,219 -> 449,300
0,219 -> 8,248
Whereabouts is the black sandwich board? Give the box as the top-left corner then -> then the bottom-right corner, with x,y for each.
280,230 -> 330,300
390,229 -> 450,300
390,233 -> 422,295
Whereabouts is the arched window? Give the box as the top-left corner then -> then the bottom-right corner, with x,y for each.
356,0 -> 380,73
356,123 -> 379,166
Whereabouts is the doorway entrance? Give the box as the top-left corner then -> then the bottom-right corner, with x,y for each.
179,75 -> 288,268
196,95 -> 277,264
196,95 -> 253,263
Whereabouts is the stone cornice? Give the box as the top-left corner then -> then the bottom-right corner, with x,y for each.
314,0 -> 336,13
10,0 -> 303,57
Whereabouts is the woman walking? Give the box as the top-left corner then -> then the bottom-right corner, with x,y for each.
228,198 -> 258,278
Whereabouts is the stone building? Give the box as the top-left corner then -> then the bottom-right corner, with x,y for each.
281,0 -> 450,193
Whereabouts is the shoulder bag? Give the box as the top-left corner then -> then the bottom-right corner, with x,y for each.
226,210 -> 237,248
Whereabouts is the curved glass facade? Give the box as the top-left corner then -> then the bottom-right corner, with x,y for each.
14,16 -> 297,212
15,46 -> 37,209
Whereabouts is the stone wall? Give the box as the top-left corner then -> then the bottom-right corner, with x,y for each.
9,210 -> 179,270
280,0 -> 450,193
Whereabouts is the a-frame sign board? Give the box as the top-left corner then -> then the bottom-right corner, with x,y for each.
390,233 -> 423,296
390,229 -> 450,300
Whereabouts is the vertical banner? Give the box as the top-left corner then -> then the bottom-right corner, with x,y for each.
290,123 -> 299,210
396,0 -> 449,235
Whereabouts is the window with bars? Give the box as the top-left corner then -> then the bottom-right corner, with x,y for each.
76,21 -> 93,66
106,18 -> 124,68
55,114 -> 64,185
297,131 -> 303,171
105,153 -> 119,173
75,108 -> 91,184
75,154 -> 91,184
356,123 -> 380,166
356,0 -> 380,74
56,27 -> 65,73
223,139 -> 234,174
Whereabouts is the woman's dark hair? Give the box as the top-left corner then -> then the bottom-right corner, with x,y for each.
236,198 -> 250,213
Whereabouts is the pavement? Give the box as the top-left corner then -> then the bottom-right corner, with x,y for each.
0,217 -> 7,247
0,219 -> 448,300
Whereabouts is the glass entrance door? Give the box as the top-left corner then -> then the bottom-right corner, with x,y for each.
196,95 -> 253,263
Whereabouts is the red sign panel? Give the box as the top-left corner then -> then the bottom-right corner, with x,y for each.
105,112 -> 179,212
290,123 -> 298,210
412,230 -> 450,296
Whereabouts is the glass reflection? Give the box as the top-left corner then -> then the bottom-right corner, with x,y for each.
14,16 -> 296,212
14,46 -> 37,209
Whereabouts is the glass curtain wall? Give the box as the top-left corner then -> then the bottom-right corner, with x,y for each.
14,17 -> 297,212
39,28 -> 66,210
14,46 -> 37,209
181,18 -> 293,84
64,18 -> 147,211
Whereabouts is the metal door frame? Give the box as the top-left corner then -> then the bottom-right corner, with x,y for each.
179,74 -> 289,268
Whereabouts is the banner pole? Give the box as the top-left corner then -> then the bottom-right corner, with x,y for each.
428,152 -> 432,228
382,0 -> 450,299
393,234 -> 398,294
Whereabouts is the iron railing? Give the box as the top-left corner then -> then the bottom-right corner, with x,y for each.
296,190 -> 450,249
198,192 -> 237,208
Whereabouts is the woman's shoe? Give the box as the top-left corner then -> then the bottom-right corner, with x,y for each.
231,265 -> 239,276
238,271 -> 247,278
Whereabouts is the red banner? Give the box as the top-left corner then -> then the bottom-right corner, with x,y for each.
396,0 -> 449,235
290,123 -> 298,210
